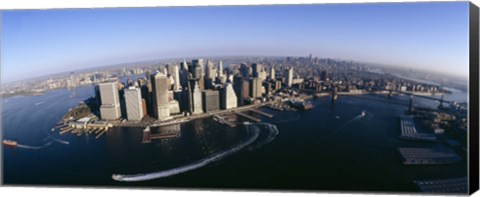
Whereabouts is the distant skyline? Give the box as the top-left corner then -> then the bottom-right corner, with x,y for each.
1,2 -> 470,83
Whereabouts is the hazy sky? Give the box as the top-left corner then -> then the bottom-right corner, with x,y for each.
1,2 -> 469,83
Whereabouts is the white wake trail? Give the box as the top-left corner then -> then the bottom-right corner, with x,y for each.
42,135 -> 70,145
17,141 -> 53,150
248,123 -> 279,150
51,137 -> 70,145
112,122 -> 261,182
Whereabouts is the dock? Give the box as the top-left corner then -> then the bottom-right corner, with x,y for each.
399,115 -> 436,142
249,109 -> 274,118
59,127 -> 74,135
397,147 -> 462,165
151,133 -> 178,140
95,129 -> 107,139
414,177 -> 467,193
212,115 -> 236,128
234,112 -> 261,123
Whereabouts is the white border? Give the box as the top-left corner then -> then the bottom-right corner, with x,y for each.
1,1 -> 479,197
0,0 -> 470,10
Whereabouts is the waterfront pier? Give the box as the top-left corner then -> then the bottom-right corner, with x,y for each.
249,109 -> 274,118
234,112 -> 262,123
212,115 -> 237,128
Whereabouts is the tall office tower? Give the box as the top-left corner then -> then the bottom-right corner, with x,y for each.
99,81 -> 121,120
124,86 -> 144,121
166,64 -> 181,91
204,60 -> 216,89
162,67 -> 168,75
270,66 -> 275,80
183,82 -> 193,114
241,81 -> 250,102
251,63 -> 263,78
216,61 -> 227,84
221,83 -> 238,109
240,63 -> 251,78
258,70 -> 267,82
264,82 -> 273,96
192,81 -> 203,114
205,60 -> 216,80
320,70 -> 328,81
192,59 -> 204,78
285,67 -> 294,87
202,90 -> 220,113
250,77 -> 263,98
145,70 -> 151,80
180,59 -> 189,88
190,59 -> 205,91
274,80 -> 282,91
233,74 -> 248,106
151,72 -> 171,120
140,84 -> 152,116
217,61 -> 224,78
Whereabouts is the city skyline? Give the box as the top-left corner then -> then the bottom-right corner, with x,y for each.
1,2 -> 470,83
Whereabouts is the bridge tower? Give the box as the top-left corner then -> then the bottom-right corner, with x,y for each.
438,95 -> 444,109
408,95 -> 414,114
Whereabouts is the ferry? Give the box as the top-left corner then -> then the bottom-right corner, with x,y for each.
2,139 -> 18,147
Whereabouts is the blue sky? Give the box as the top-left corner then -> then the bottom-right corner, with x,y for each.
1,2 -> 470,83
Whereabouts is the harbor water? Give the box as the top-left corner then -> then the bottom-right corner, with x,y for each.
2,84 -> 467,192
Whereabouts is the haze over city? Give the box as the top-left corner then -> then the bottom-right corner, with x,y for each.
1,2 -> 469,83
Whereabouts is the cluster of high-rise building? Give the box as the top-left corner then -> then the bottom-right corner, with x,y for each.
96,59 -> 296,121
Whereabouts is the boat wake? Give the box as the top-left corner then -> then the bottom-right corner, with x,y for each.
321,110 -> 367,141
112,122 -> 261,182
17,141 -> 53,150
42,135 -> 71,145
248,123 -> 279,151
51,137 -> 70,145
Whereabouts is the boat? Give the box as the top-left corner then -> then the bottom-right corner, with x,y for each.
3,139 -> 18,147
290,100 -> 314,110
360,110 -> 366,117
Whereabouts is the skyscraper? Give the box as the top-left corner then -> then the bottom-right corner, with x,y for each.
183,81 -> 193,114
151,72 -> 171,120
180,59 -> 189,89
270,66 -> 275,80
240,63 -> 251,78
99,81 -> 121,120
320,70 -> 328,81
251,63 -> 263,78
204,60 -> 216,89
167,64 -> 181,91
202,90 -> 220,112
233,75 -> 249,106
192,81 -> 203,114
205,60 -> 216,80
221,83 -> 238,109
250,77 -> 263,98
192,59 -> 204,79
285,67 -> 294,87
124,86 -> 144,121
217,61 -> 224,78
